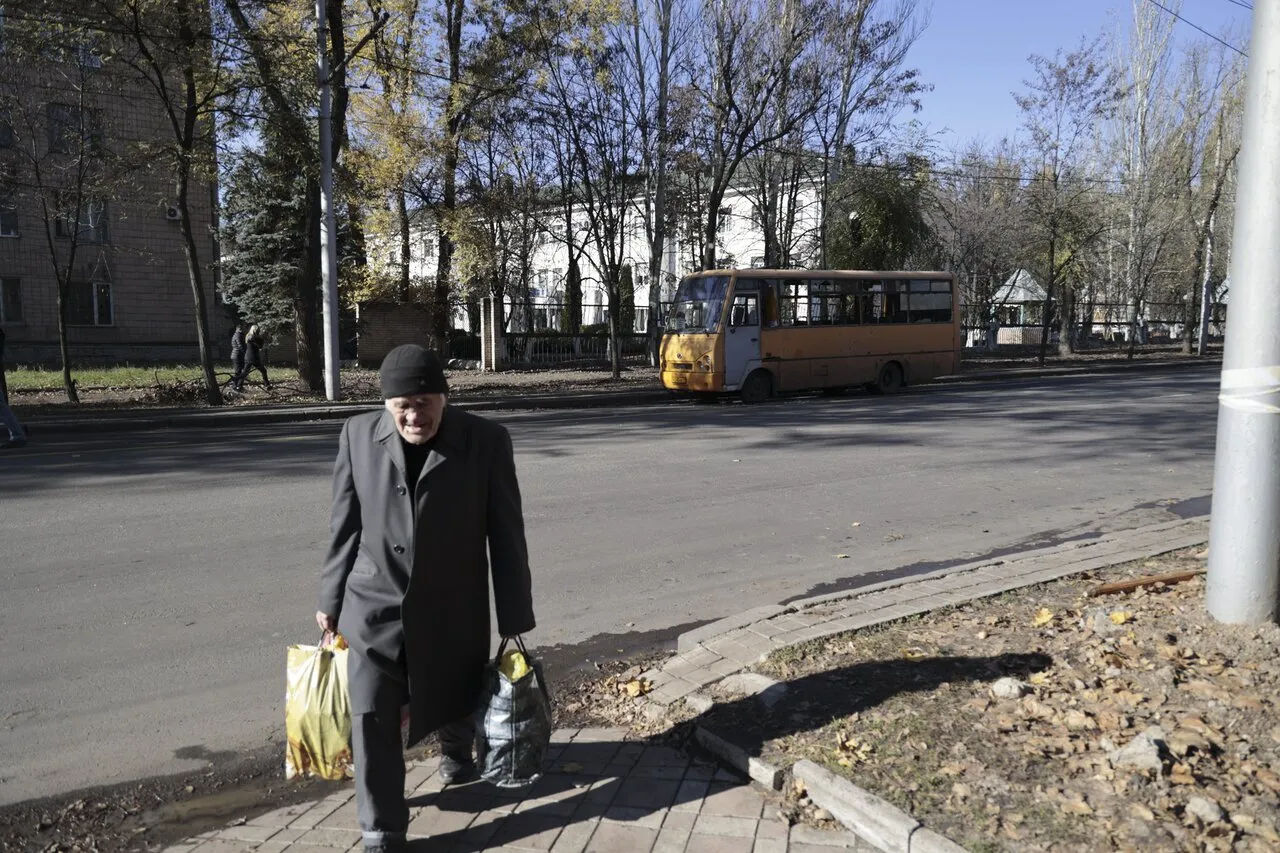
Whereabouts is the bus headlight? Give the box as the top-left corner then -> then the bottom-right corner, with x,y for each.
698,355 -> 713,372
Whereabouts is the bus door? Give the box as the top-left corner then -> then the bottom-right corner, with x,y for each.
724,283 -> 761,389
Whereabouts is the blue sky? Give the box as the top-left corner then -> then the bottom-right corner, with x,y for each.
906,0 -> 1253,153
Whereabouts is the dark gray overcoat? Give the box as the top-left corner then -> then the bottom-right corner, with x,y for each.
317,406 -> 535,745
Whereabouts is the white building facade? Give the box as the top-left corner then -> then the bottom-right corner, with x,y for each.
384,180 -> 823,336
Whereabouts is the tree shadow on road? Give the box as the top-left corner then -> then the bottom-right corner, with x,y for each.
0,369 -> 1217,495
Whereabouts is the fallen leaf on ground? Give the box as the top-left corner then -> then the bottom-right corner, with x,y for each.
621,678 -> 653,698
1033,608 -> 1055,627
1060,796 -> 1094,815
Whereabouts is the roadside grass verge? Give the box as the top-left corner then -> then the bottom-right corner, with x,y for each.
3,363 -> 228,391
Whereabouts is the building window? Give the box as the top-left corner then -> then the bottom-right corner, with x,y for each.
48,103 -> 79,153
0,191 -> 16,236
68,280 -> 112,326
55,197 -> 108,243
717,206 -> 732,233
73,39 -> 103,69
0,277 -> 21,322
47,103 -> 101,154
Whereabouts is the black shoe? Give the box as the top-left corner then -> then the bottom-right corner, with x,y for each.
0,438 -> 26,450
438,754 -> 477,785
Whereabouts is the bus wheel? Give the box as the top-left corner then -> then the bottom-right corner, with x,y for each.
871,362 -> 905,394
741,370 -> 773,404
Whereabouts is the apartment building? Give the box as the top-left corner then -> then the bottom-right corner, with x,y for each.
0,6 -> 224,365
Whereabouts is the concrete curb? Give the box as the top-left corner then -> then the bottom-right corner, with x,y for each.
693,725 -> 785,791
14,356 -> 1219,436
928,355 -> 1219,387
643,516 -> 1212,852
677,605 -> 787,654
794,761 -> 967,853
17,389 -> 671,436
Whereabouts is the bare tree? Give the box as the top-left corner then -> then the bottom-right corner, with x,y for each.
690,0 -> 822,270
533,6 -> 645,378
806,0 -> 925,268
1,11 -> 126,402
85,0 -> 242,405
1169,43 -> 1243,354
625,0 -> 685,362
927,144 -> 1027,347
1014,36 -> 1120,361
1112,0 -> 1179,353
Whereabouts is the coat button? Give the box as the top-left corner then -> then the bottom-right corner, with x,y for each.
396,485 -> 407,496
393,545 -> 405,555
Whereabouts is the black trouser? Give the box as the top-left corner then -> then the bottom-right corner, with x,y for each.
234,360 -> 268,389
351,661 -> 474,845
230,354 -> 245,389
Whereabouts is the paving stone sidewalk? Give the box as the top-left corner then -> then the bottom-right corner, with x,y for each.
167,728 -> 867,853
166,516 -> 1208,853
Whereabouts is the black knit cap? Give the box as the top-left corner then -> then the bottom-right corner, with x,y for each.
379,344 -> 449,399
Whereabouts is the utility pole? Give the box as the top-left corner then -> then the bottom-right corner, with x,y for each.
1206,1 -> 1280,624
316,0 -> 341,402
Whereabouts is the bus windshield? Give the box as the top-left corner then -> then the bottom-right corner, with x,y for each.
666,275 -> 729,333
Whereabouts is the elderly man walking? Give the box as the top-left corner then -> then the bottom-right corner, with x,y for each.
315,344 -> 535,853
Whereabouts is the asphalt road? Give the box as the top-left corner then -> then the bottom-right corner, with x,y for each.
0,365 -> 1220,806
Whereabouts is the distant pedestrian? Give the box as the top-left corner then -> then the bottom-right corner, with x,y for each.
230,322 -> 247,391
235,324 -> 270,391
0,328 -> 27,450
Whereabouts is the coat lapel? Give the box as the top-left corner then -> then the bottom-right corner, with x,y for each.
373,409 -> 407,480
422,406 -> 465,484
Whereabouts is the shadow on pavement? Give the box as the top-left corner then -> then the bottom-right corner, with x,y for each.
394,652 -> 1052,852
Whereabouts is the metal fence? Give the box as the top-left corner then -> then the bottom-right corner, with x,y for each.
501,332 -> 654,367
961,301 -> 1226,350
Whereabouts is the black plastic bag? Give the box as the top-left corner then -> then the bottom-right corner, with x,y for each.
475,636 -> 553,789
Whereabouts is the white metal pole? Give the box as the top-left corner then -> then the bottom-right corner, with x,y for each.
1206,0 -> 1280,624
316,0 -> 341,402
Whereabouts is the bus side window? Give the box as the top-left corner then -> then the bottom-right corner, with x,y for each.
762,280 -> 779,327
730,294 -> 759,327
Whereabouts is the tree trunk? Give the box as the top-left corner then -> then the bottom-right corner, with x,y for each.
176,162 -> 223,405
431,0 -> 464,355
295,179 -> 324,390
56,275 -> 78,403
566,254 -> 582,334
1037,235 -> 1055,365
396,188 -> 411,300
702,187 -> 726,271
607,273 -> 620,379
1196,218 -> 1215,356
644,0 -> 672,367
1181,286 -> 1196,355
1057,284 -> 1075,357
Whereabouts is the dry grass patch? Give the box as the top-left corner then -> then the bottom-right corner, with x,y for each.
698,548 -> 1280,852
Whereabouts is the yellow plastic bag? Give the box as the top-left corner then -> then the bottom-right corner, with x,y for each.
285,634 -> 352,780
499,649 -> 530,681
